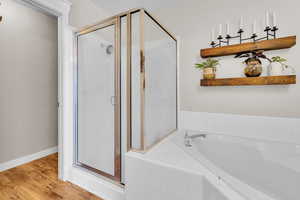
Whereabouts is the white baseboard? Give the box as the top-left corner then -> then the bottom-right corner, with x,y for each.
0,146 -> 58,172
179,111 -> 300,144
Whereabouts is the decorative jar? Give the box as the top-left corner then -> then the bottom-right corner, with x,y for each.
244,58 -> 262,77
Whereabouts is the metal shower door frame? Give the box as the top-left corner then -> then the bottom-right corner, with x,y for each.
74,18 -> 121,182
73,8 -> 178,183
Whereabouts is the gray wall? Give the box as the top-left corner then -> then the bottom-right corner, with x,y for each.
68,0 -> 300,118
170,0 -> 300,118
0,0 -> 58,163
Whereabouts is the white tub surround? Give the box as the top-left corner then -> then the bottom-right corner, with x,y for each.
178,129 -> 300,200
125,134 -> 245,200
178,111 -> 300,200
126,128 -> 300,200
179,111 -> 300,144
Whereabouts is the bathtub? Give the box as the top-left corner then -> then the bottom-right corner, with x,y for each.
125,131 -> 246,200
173,130 -> 300,200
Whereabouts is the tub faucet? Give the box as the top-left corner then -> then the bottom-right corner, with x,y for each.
184,131 -> 206,147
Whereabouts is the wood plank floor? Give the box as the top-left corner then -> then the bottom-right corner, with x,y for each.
0,153 -> 103,200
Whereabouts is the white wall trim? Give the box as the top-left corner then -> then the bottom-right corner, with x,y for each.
20,0 -> 71,16
180,111 -> 300,145
19,0 -> 72,181
0,146 -> 58,172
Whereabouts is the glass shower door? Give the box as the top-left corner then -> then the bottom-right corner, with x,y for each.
75,19 -> 121,181
143,12 -> 177,150
128,10 -> 178,151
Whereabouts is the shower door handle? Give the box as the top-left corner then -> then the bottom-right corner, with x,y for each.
110,96 -> 116,106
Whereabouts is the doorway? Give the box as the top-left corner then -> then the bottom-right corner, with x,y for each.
0,0 -> 59,169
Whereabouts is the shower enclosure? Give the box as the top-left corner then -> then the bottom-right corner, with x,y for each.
74,8 -> 177,183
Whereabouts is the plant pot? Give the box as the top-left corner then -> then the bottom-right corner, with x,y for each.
244,58 -> 262,77
203,67 -> 216,79
268,62 -> 284,76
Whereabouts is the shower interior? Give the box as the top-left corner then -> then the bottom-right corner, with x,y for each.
74,8 -> 178,183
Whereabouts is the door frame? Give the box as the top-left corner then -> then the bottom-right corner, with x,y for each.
74,18 -> 122,182
19,0 -> 72,181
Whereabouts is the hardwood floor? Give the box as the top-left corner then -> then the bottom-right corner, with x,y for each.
0,153 -> 103,200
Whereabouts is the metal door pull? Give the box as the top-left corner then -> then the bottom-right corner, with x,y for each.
110,96 -> 116,106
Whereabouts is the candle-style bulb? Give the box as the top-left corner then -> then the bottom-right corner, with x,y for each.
252,20 -> 256,34
211,29 -> 215,42
272,11 -> 277,27
266,11 -> 270,27
239,16 -> 243,29
218,24 -> 222,36
226,23 -> 230,35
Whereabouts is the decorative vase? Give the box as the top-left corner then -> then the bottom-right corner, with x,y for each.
244,58 -> 262,77
268,62 -> 295,76
203,67 -> 216,79
283,65 -> 296,75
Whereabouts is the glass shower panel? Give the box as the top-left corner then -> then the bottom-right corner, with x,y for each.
143,14 -> 177,149
77,24 -> 116,176
120,15 -> 127,182
131,12 -> 142,150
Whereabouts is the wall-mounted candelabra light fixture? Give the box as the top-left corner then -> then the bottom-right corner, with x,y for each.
210,11 -> 278,48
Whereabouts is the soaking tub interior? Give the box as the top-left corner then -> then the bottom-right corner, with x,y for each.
177,130 -> 300,200
125,130 -> 300,200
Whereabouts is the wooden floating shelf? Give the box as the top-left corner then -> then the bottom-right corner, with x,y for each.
201,36 -> 296,58
200,75 -> 296,86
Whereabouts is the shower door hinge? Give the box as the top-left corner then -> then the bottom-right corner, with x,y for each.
140,51 -> 145,73
140,50 -> 146,90
142,78 -> 146,89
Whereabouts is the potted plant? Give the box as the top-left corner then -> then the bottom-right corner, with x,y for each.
268,56 -> 289,76
195,58 -> 219,79
235,50 -> 271,77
